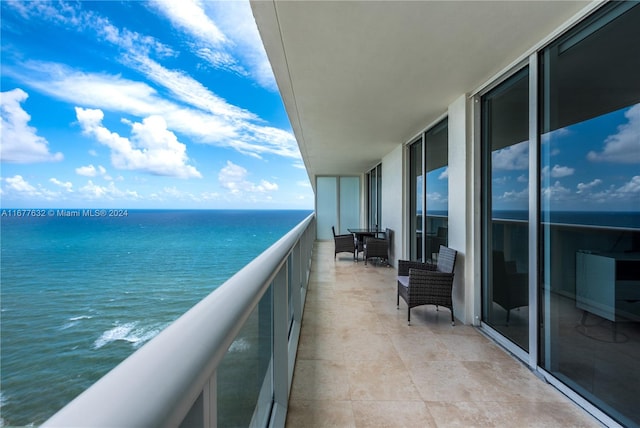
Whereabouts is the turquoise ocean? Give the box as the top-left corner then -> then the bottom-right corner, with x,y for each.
0,209 -> 312,427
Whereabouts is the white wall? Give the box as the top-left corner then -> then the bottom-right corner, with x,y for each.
448,94 -> 470,325
381,144 -> 404,268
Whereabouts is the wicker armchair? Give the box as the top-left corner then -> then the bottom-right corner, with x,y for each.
397,245 -> 457,325
332,226 -> 356,260
363,228 -> 391,265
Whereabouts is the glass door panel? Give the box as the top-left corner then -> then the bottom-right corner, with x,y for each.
481,67 -> 530,351
540,4 -> 640,425
425,118 -> 449,261
409,139 -> 423,261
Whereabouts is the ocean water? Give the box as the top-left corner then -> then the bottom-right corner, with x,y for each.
0,209 -> 311,427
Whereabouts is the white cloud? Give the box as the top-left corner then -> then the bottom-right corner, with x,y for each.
75,164 -> 112,180
438,167 -> 448,180
5,174 -> 38,193
123,54 -> 256,121
543,164 -> 575,178
426,192 -> 446,203
218,160 -> 278,195
576,179 -> 602,194
202,0 -> 277,91
75,107 -> 202,179
500,187 -> 529,202
149,0 -> 276,90
588,104 -> 640,164
150,0 -> 227,46
76,164 -> 98,177
6,60 -> 299,160
147,0 -> 243,74
573,176 -> 640,206
542,181 -> 571,201
492,141 -> 528,170
49,178 -> 73,192
617,175 -> 640,194
3,175 -> 59,200
78,180 -> 140,200
0,88 -> 64,163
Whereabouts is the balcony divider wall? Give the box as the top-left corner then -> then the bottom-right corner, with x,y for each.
316,176 -> 361,240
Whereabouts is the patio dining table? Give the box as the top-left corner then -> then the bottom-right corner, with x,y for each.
348,228 -> 386,260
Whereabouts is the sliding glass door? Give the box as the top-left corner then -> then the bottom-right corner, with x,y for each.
540,3 -> 640,426
481,68 -> 530,351
425,119 -> 449,261
409,138 -> 423,261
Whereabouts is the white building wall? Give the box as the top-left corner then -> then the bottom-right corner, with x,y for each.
381,144 -> 404,268
448,94 -> 471,325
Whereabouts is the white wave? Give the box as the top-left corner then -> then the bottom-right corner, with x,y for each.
59,321 -> 78,331
60,315 -> 93,330
229,337 -> 251,353
69,315 -> 92,321
93,323 -> 137,349
93,322 -> 164,350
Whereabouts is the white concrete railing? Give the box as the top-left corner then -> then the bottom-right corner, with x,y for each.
44,213 -> 316,428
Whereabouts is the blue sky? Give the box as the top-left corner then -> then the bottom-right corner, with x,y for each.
0,0 -> 314,209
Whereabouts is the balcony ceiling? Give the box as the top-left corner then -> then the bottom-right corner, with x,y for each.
251,0 -> 592,186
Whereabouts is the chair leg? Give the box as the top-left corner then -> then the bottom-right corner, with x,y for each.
450,308 -> 455,326
407,308 -> 411,326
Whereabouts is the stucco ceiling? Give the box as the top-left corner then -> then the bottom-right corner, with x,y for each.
251,0 -> 593,186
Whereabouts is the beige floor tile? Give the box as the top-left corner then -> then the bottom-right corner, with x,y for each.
437,333 -> 513,362
339,330 -> 398,361
390,331 -> 454,363
351,400 -> 437,427
346,359 -> 421,401
286,400 -> 356,428
290,359 -> 351,401
285,242 -> 600,427
425,401 -> 497,427
485,400 -> 602,427
462,360 -> 565,403
297,330 -> 346,361
406,360 -> 486,402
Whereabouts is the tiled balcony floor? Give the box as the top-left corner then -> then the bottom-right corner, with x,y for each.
285,241 -> 601,427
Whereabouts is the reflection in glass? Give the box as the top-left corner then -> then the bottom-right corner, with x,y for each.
409,139 -> 423,261
367,165 -> 382,229
218,286 -> 273,427
481,68 -> 530,351
425,118 -> 449,261
540,3 -> 640,426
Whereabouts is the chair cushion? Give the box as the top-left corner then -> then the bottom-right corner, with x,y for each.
397,276 -> 409,289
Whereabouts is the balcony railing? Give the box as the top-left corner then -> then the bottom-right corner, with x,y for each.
44,213 -> 316,428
